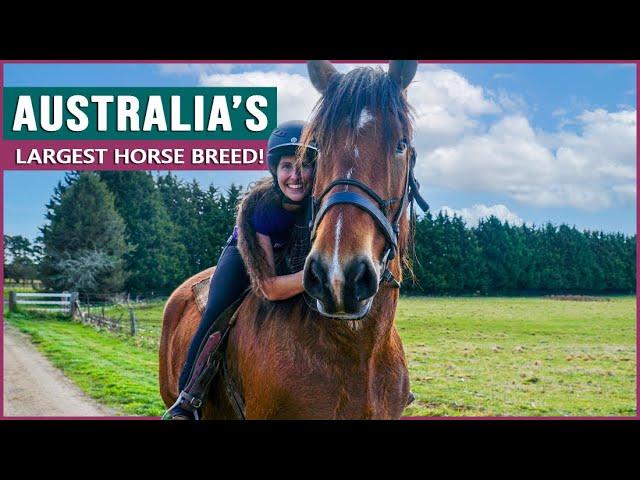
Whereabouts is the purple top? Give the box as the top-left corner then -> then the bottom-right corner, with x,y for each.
231,200 -> 296,249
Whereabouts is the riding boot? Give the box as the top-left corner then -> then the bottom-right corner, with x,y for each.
162,330 -> 225,420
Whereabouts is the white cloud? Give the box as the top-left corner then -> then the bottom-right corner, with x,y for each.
552,108 -> 567,117
492,89 -> 528,113
612,183 -> 636,203
408,66 -> 501,150
415,107 -> 636,211
411,67 -> 499,116
199,70 -> 321,123
440,204 -> 525,226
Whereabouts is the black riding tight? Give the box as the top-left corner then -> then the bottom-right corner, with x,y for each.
178,240 -> 250,391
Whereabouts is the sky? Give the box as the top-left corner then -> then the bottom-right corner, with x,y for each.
2,62 -> 637,242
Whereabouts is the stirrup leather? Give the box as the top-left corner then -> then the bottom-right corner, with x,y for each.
179,330 -> 225,416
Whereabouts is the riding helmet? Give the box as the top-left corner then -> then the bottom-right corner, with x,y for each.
267,120 -> 318,176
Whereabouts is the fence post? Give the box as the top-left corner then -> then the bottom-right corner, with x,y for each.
129,307 -> 137,336
61,291 -> 68,315
70,292 -> 79,317
9,291 -> 17,312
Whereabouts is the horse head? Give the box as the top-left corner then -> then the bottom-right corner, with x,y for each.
302,60 -> 417,320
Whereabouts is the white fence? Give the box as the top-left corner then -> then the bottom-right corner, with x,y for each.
8,292 -> 78,315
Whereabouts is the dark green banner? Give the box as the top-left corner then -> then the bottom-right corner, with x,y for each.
4,87 -> 277,140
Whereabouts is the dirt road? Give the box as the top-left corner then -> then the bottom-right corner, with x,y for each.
3,323 -> 120,417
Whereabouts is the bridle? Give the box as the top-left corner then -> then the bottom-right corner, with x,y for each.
309,142 -> 429,288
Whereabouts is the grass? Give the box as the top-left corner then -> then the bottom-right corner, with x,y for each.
398,297 -> 636,417
3,296 -> 636,417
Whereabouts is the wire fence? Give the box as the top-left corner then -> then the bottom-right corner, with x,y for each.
71,292 -> 166,349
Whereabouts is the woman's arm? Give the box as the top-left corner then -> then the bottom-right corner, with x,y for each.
256,233 -> 305,301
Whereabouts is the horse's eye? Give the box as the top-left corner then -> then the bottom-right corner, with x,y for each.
396,140 -> 407,154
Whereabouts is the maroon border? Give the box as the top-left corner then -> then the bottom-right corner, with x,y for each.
1,59 -> 637,421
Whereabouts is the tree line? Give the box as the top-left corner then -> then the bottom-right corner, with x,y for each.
4,171 -> 635,295
405,213 -> 635,295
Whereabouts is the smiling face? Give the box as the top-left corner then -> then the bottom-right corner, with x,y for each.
277,155 -> 313,202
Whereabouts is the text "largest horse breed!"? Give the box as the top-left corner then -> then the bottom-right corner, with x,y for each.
160,60 -> 420,419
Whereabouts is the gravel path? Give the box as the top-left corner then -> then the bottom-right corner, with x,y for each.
3,323 -> 120,417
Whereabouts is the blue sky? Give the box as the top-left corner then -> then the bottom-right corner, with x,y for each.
3,62 -> 637,241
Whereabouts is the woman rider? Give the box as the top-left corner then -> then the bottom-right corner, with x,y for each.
164,120 -> 317,420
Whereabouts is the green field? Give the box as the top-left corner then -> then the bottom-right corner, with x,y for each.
4,296 -> 636,417
398,297 -> 635,416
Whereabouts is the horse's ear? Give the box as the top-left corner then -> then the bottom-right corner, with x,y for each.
307,61 -> 338,93
388,61 -> 418,90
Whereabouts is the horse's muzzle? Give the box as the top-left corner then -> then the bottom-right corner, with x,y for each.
303,253 -> 378,320
314,297 -> 374,320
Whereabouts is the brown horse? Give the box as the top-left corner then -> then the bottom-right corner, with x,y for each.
159,60 -> 419,419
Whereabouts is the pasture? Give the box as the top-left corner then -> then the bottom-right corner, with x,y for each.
398,297 -> 635,416
4,296 -> 636,417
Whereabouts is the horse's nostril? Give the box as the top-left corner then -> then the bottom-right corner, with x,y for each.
352,261 -> 366,284
303,257 -> 327,300
345,257 -> 378,303
352,262 -> 369,290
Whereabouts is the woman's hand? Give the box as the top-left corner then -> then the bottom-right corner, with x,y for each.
259,271 -> 305,301
256,233 -> 306,301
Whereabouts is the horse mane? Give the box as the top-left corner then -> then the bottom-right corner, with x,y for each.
298,65 -> 416,282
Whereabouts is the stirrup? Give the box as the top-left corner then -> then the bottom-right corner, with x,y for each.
161,393 -> 201,420
406,391 -> 416,406
161,409 -> 199,421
